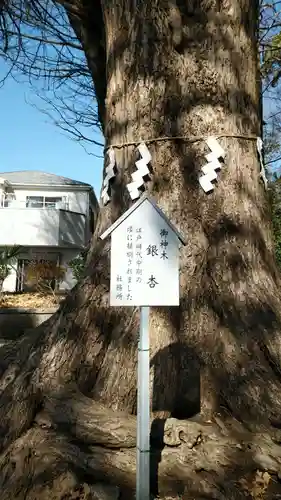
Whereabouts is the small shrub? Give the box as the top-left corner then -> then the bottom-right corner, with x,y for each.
69,252 -> 87,282
25,259 -> 66,296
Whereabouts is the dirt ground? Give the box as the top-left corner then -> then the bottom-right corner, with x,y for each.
0,292 -> 65,309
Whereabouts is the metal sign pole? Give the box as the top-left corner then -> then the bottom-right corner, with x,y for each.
136,306 -> 150,500
100,196 -> 186,498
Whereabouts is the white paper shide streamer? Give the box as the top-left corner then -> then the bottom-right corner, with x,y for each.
101,147 -> 117,205
257,137 -> 268,190
199,137 -> 226,193
127,142 -> 151,200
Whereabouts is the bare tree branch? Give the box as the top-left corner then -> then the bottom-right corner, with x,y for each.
0,0 -> 105,151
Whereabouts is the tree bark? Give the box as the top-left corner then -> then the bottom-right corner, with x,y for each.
1,0 -> 281,498
94,0 -> 281,425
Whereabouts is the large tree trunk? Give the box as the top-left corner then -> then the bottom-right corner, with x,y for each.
1,0 -> 281,498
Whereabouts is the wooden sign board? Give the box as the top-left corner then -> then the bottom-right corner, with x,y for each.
100,195 -> 185,307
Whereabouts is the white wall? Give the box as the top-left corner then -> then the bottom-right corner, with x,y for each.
59,211 -> 86,247
0,209 -> 59,246
59,249 -> 80,290
9,188 -> 89,214
0,209 -> 86,247
2,267 -> 17,293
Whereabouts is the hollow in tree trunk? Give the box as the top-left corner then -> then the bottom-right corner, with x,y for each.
1,0 -> 281,498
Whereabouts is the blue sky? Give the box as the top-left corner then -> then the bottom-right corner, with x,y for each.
0,60 -> 104,197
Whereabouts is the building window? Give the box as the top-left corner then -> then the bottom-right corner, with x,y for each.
44,197 -> 62,208
26,196 -> 66,208
26,196 -> 44,208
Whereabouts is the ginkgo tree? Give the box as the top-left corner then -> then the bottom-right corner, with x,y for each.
1,0 -> 281,499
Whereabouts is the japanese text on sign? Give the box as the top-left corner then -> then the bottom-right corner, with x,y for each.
110,213 -> 179,306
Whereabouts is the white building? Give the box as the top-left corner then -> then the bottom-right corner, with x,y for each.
0,170 -> 99,292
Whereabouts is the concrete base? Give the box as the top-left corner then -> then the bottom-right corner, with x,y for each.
0,307 -> 58,339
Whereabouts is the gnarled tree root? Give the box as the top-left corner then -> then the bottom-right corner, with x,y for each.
1,388 -> 281,499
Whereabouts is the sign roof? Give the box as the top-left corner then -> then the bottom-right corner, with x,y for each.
100,194 -> 186,245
